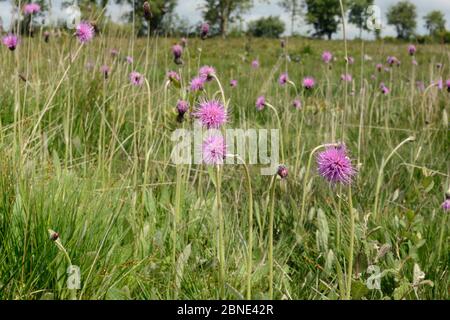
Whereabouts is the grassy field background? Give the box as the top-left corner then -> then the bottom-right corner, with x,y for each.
0,31 -> 448,299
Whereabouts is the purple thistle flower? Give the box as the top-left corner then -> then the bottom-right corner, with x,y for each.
2,34 -> 19,51
199,65 -> 216,82
446,80 -> 450,92
292,99 -> 302,109
230,79 -> 238,88
172,44 -> 183,60
376,63 -> 383,72
346,56 -> 355,65
322,51 -> 333,64
100,65 -> 111,79
143,1 -> 152,20
408,44 -> 416,56
277,165 -> 288,179
303,77 -> 315,89
412,59 -> 418,66
125,56 -> 134,64
442,199 -> 450,212
110,48 -> 119,57
380,83 -> 390,95
23,3 -> 41,15
176,100 -> 189,115
341,74 -> 352,82
194,100 -> 228,129
43,31 -> 50,43
180,37 -> 188,47
251,59 -> 260,69
279,73 -> 289,86
256,96 -> 266,110
129,71 -> 144,86
75,22 -> 95,43
317,145 -> 355,184
202,135 -> 227,165
387,56 -> 400,66
200,23 -> 210,40
190,76 -> 205,92
167,71 -> 180,82
435,79 -> 443,90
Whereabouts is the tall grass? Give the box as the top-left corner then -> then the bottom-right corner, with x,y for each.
0,25 -> 448,300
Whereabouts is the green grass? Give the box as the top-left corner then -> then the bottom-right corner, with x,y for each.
0,32 -> 448,300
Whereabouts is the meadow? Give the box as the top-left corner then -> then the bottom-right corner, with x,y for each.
0,28 -> 448,300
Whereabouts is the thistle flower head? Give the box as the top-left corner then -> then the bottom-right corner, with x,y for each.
75,21 -> 95,43
100,65 -> 110,79
43,31 -> 50,42
408,44 -> 416,56
180,37 -> 188,47
167,71 -> 180,82
23,3 -> 41,15
346,56 -> 355,65
279,73 -> 289,86
200,23 -> 210,39
446,79 -> 450,92
322,51 -> 333,64
190,76 -> 205,92
230,79 -> 238,88
194,100 -> 228,129
380,83 -> 390,95
277,165 -> 288,179
129,71 -> 144,86
435,79 -> 443,90
341,74 -> 352,82
125,56 -> 133,64
387,56 -> 400,66
292,99 -> 302,109
110,48 -> 119,57
441,199 -> 450,212
143,1 -> 152,19
199,65 -> 216,82
256,96 -> 266,110
376,63 -> 383,72
303,77 -> 315,89
316,144 -> 355,184
172,44 -> 183,59
202,135 -> 227,165
251,59 -> 259,69
2,34 -> 19,51
176,100 -> 189,115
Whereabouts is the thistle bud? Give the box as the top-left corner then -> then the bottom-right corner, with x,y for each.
277,165 -> 288,179
143,2 -> 152,20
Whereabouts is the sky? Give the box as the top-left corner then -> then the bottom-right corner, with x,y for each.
1,0 -> 449,39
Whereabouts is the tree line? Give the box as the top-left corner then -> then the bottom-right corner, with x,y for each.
0,0 -> 448,41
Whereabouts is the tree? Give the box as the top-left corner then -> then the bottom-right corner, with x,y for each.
115,0 -> 177,36
278,0 -> 301,35
303,0 -> 343,40
386,1 -> 417,39
202,0 -> 254,38
348,0 -> 374,38
424,10 -> 446,36
247,16 -> 285,38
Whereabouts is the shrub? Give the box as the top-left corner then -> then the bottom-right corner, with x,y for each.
247,16 -> 285,38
